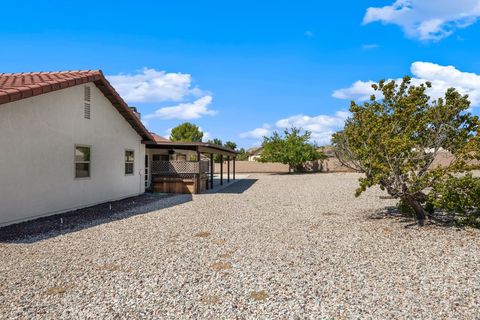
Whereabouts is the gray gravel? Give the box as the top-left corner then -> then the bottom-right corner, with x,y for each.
1,173 -> 479,319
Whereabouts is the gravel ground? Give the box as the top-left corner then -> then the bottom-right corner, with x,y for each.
1,173 -> 479,319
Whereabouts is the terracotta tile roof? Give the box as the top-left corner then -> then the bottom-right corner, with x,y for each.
0,70 -> 154,141
150,132 -> 171,143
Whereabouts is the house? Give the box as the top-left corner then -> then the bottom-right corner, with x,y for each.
0,71 -> 154,226
247,147 -> 263,161
0,70 -> 237,227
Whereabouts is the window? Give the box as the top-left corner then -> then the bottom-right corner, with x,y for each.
75,146 -> 91,178
125,150 -> 134,175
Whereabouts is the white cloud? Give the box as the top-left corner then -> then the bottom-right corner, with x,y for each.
108,68 -> 203,103
275,111 -> 350,145
240,112 -> 349,146
333,61 -> 480,107
201,130 -> 211,141
333,80 -> 377,101
239,124 -> 271,140
363,0 -> 480,41
145,96 -> 217,120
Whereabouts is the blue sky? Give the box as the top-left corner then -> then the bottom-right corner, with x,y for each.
2,0 -> 480,148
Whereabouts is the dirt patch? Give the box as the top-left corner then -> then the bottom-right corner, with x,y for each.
194,231 -> 211,238
44,285 -> 72,296
322,212 -> 338,216
249,290 -> 269,301
210,262 -> 232,271
218,251 -> 235,259
212,239 -> 226,245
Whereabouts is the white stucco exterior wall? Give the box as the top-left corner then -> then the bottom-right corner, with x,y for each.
0,84 -> 146,226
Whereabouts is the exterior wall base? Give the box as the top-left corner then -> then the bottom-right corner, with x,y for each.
0,192 -> 144,228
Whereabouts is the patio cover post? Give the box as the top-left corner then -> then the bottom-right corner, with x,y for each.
233,157 -> 236,180
220,155 -> 224,185
210,153 -> 214,189
227,156 -> 230,183
196,147 -> 201,193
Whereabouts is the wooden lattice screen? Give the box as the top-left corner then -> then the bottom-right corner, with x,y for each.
151,160 -> 210,175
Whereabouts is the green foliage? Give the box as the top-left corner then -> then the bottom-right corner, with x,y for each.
207,139 -> 240,162
170,122 -> 203,142
235,148 -> 250,161
259,128 -> 326,172
208,138 -> 223,146
430,174 -> 480,227
224,141 -> 237,151
333,76 -> 480,224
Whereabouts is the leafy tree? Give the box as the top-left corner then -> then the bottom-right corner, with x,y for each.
208,138 -> 223,146
333,76 -> 480,226
170,122 -> 203,142
207,138 -> 223,162
236,148 -> 250,161
224,141 -> 237,151
259,128 -> 325,172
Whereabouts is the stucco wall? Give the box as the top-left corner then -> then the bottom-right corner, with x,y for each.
213,158 -> 355,174
0,84 -> 145,226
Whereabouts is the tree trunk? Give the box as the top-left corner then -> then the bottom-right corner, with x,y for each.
404,196 -> 427,226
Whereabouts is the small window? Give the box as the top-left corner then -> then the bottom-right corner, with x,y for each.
75,146 -> 91,178
125,150 -> 134,175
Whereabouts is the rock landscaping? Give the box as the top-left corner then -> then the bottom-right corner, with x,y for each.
0,173 -> 479,319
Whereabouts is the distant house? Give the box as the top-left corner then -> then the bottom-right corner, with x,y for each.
247,147 -> 263,161
0,70 -> 236,226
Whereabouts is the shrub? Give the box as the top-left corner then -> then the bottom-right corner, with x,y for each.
431,174 -> 480,227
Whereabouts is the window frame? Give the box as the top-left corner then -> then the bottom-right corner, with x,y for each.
125,149 -> 135,176
74,144 -> 92,179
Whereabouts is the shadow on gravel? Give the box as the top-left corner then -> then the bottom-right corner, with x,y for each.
215,179 -> 257,194
0,193 -> 192,244
368,206 -> 459,229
